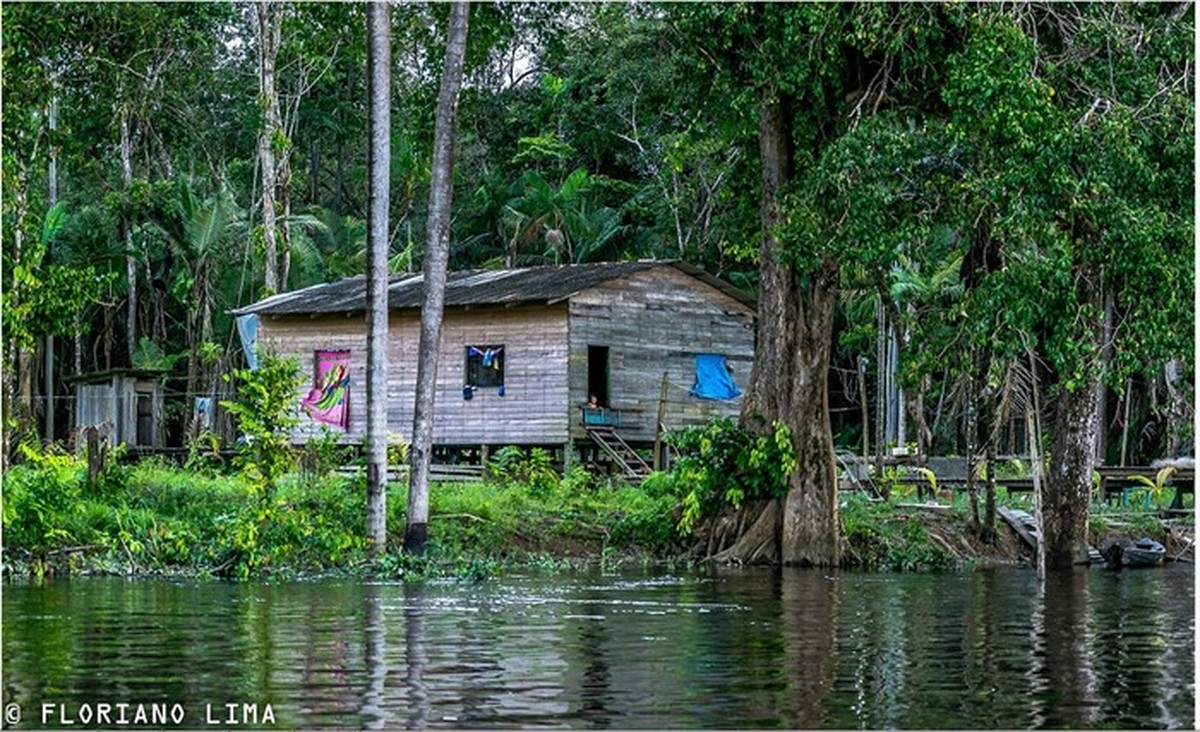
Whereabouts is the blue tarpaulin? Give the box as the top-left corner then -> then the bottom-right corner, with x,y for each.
689,354 -> 741,400
236,314 -> 259,370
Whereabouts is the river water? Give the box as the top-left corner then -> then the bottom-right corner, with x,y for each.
2,566 -> 1193,729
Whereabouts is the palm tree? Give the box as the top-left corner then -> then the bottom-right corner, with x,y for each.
150,177 -> 245,399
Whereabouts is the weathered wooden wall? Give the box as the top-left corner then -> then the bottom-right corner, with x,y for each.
258,266 -> 755,451
73,375 -> 163,447
259,304 -> 570,445
567,267 -> 756,444
76,382 -> 118,444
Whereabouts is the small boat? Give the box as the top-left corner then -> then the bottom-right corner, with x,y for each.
1101,537 -> 1166,568
1124,537 -> 1167,567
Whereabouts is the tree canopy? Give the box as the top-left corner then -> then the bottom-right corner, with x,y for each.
2,3 -> 1192,565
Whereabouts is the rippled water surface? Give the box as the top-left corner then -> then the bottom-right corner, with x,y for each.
3,566 -> 1193,729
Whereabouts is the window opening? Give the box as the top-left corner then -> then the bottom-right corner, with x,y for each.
466,345 -> 505,388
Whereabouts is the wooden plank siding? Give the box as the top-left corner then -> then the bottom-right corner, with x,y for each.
567,267 -> 756,444
259,304 -> 570,446
73,374 -> 164,447
254,264 -> 755,451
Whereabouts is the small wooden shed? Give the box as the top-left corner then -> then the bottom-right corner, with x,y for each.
233,261 -> 756,466
68,368 -> 166,448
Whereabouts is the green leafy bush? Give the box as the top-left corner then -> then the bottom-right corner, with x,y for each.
300,427 -> 353,483
220,352 -> 302,498
486,446 -> 558,497
3,444 -> 86,552
665,417 -> 797,535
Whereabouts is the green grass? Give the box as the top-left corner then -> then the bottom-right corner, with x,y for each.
2,450 -> 682,579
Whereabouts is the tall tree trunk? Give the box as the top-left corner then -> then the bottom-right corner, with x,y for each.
121,108 -> 138,364
7,173 -> 31,463
740,92 -> 795,427
365,0 -> 392,556
965,377 -> 980,531
184,313 -> 199,440
45,94 -> 58,443
873,299 -> 887,477
779,257 -> 840,566
257,1 -> 283,295
1045,258 -> 1104,568
1163,359 -> 1189,458
279,178 -> 292,292
405,1 -> 470,556
278,109 -> 293,292
1027,350 -> 1046,580
730,89 -> 839,567
982,398 -> 998,545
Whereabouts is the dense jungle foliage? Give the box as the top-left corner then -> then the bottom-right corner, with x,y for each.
2,3 -> 1193,570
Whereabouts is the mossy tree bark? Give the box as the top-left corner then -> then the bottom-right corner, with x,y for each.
1044,256 -> 1105,569
729,90 -> 841,568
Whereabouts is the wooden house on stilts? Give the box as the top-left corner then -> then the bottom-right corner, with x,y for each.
232,261 -> 756,477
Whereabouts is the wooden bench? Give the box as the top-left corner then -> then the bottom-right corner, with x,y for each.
1095,465 -> 1194,510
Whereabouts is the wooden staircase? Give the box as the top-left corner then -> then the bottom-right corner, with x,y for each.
587,426 -> 652,480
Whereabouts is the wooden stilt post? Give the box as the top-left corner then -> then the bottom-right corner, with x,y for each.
858,356 -> 869,460
653,371 -> 668,472
1119,378 -> 1132,466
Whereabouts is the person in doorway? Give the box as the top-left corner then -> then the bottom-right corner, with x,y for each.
587,394 -> 600,409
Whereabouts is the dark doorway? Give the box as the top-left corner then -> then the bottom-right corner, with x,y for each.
136,392 -> 154,446
587,346 -> 610,407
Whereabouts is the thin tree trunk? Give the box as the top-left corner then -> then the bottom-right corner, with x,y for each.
1027,347 -> 1046,580
406,1 -> 470,556
121,109 -> 138,364
185,317 -> 198,424
982,399 -> 998,545
45,94 -> 58,443
914,374 -> 932,456
279,112 -> 293,292
6,174 -> 31,462
279,183 -> 292,292
257,1 -> 283,294
1118,378 -> 1132,466
334,136 -> 346,215
1096,288 -> 1114,463
18,348 -> 34,442
965,377 -> 980,531
365,0 -> 392,556
874,299 -> 887,478
858,357 -> 869,459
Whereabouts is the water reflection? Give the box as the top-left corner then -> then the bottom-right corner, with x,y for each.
575,592 -> 613,727
2,567 -> 1192,729
401,582 -> 427,729
779,569 -> 837,729
360,583 -> 390,730
1038,570 -> 1097,728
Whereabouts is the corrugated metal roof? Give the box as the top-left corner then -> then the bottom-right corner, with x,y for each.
232,261 -> 755,316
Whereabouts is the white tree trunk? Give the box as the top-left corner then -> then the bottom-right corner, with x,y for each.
365,0 -> 392,556
121,109 -> 137,364
45,94 -> 58,442
257,1 -> 283,294
406,1 -> 470,556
